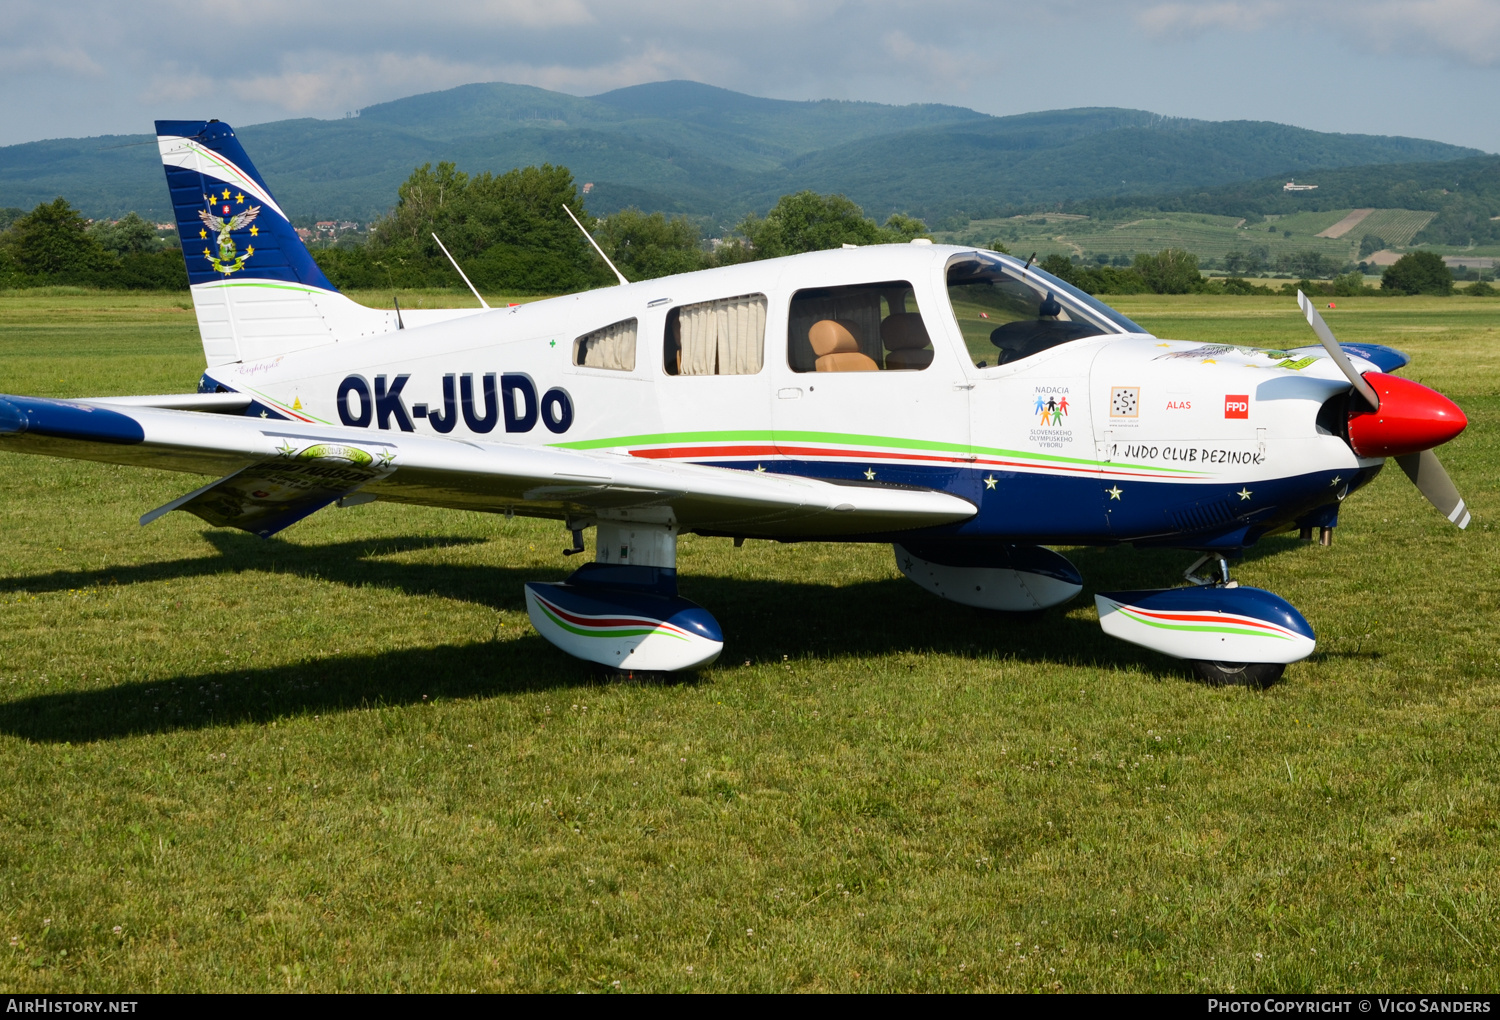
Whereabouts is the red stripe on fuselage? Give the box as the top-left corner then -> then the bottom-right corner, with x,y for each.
628,444 -> 1195,480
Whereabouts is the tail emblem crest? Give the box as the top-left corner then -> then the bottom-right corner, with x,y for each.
198,193 -> 261,276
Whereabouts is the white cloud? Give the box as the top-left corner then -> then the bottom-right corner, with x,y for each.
1133,0 -> 1500,67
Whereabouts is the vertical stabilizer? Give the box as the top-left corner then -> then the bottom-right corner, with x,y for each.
157,119 -> 403,367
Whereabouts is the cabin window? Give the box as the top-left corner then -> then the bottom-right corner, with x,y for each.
946,254 -> 1143,369
787,281 -> 933,373
574,318 -> 638,371
663,294 -> 767,376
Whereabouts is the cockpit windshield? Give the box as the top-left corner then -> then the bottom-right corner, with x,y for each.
946,252 -> 1146,369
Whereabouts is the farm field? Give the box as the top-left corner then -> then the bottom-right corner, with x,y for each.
0,289 -> 1496,992
939,208 -> 1477,265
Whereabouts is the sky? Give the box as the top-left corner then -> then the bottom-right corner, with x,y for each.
1,0 -> 1497,150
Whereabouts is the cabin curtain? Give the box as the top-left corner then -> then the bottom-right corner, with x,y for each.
576,318 -> 637,371
678,294 -> 766,375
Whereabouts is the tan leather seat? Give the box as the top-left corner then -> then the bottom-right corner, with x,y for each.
809,319 -> 879,372
881,312 -> 933,370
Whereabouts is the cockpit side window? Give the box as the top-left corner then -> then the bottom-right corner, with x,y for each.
788,280 -> 933,373
946,254 -> 1145,369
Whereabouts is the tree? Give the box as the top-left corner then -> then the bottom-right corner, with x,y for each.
1358,234 -> 1387,258
1381,251 -> 1453,295
369,162 -> 610,293
2,198 -> 114,277
595,208 -> 707,281
1223,250 -> 1247,275
1133,248 -> 1202,294
89,212 -> 162,256
734,192 -> 927,258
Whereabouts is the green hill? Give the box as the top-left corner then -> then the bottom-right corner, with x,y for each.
0,80 -> 1485,229
1067,155 -> 1500,247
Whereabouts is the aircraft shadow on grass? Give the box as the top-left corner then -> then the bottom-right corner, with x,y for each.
0,530 -> 1305,743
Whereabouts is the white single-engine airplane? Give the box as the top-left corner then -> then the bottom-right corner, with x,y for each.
0,121 -> 1471,684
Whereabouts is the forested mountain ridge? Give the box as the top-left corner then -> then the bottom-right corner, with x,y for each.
0,79 -> 1484,228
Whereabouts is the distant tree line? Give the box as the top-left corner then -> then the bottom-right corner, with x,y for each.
0,159 -> 1485,299
1040,248 -> 1466,298
0,199 -> 185,289
311,164 -> 932,291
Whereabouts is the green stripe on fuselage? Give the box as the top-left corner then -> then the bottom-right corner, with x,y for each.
552,429 -> 1205,475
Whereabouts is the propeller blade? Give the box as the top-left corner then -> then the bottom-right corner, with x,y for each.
1395,449 -> 1470,529
1296,290 -> 1381,410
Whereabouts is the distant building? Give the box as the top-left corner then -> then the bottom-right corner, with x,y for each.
156,223 -> 176,232
1283,180 -> 1318,192
582,183 -> 594,194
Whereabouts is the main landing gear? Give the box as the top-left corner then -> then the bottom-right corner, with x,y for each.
1094,553 -> 1316,688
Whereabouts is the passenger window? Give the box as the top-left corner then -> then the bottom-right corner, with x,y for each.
663,294 -> 767,375
574,318 -> 637,371
788,281 -> 933,373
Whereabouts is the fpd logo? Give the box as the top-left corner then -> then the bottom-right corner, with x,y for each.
1224,395 -> 1250,419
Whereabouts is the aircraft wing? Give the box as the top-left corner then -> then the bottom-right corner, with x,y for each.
0,394 -> 975,539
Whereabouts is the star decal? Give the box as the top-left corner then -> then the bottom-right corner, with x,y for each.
1237,487 -> 1253,501
902,557 -> 913,571
1200,359 -> 1217,365
198,228 -> 207,239
221,188 -> 231,200
754,464 -> 766,473
984,474 -> 997,490
235,192 -> 244,204
275,440 -> 296,457
1330,475 -> 1342,486
202,247 -> 211,258
864,468 -> 876,480
1106,485 -> 1123,500
259,410 -> 269,418
250,225 -> 258,237
1154,343 -> 1171,348
245,246 -> 254,257
377,448 -> 396,467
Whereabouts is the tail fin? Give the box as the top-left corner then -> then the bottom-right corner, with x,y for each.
158,119 -> 405,367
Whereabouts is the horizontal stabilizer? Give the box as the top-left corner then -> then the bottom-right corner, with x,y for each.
85,392 -> 252,413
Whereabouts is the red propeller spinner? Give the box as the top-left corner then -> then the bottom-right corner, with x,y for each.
1347,373 -> 1468,459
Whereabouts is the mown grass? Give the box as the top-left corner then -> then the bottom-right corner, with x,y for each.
0,291 -> 1495,992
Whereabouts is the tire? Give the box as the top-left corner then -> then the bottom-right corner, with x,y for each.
1190,660 -> 1286,689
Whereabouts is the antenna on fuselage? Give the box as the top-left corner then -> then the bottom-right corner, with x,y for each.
430,232 -> 490,309
562,204 -> 629,286
393,295 -> 405,330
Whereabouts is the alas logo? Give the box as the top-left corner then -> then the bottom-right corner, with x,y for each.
337,373 -> 574,435
198,189 -> 260,276
1224,394 -> 1250,419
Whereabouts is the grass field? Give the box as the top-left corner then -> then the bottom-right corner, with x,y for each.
938,209 -> 1487,265
0,289 -> 1496,992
